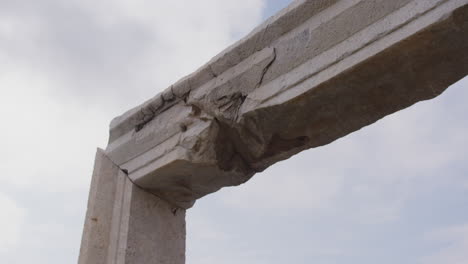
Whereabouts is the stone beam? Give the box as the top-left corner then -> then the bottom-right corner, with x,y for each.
105,0 -> 467,210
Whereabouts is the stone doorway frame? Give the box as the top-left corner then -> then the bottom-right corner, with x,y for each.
78,0 -> 468,263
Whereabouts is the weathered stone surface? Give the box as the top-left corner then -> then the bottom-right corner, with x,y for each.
79,149 -> 122,264
79,1 -> 468,263
79,149 -> 185,264
105,0 -> 468,209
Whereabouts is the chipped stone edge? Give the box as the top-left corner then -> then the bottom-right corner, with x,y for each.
108,0 -> 338,143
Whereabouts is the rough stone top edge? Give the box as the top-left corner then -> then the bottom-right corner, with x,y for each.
108,0 -> 337,143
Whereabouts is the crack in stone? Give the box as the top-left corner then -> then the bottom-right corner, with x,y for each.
256,47 -> 276,88
105,152 -> 184,210
257,0 -> 450,108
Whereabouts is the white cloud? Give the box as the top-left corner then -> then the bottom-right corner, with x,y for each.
421,223 -> 468,264
0,193 -> 26,251
0,0 -> 265,189
1,0 -> 466,263
0,0 -> 265,108
219,159 -> 343,211
0,1 -> 266,262
0,68 -> 108,191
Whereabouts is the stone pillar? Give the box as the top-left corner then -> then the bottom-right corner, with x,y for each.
78,149 -> 185,264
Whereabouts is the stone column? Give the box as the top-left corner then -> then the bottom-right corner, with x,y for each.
78,149 -> 186,264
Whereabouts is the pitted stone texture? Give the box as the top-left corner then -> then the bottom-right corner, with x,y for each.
106,0 -> 468,209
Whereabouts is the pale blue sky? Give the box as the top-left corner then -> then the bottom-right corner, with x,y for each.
0,1 -> 466,263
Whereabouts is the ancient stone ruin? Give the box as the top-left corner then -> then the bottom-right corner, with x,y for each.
78,0 -> 468,263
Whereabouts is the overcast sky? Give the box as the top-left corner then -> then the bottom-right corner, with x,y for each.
0,0 -> 467,263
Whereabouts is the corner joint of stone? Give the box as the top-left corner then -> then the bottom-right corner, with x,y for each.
99,148 -> 188,211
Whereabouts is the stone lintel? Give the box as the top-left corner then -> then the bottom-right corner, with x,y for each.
105,0 -> 468,209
